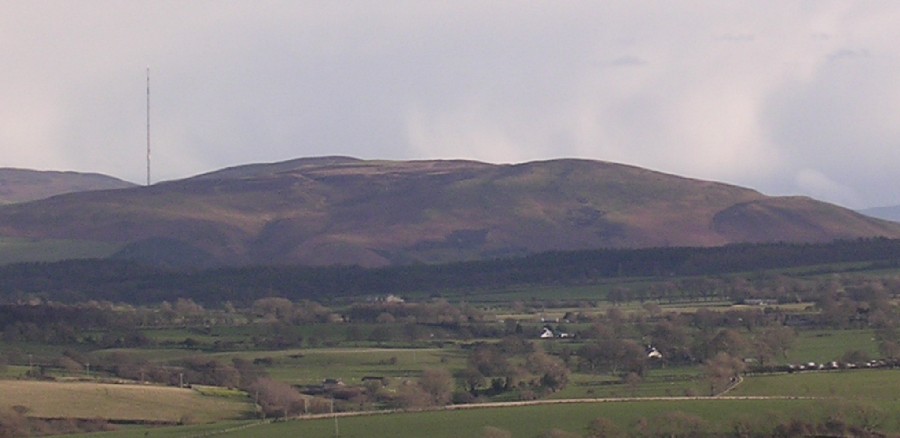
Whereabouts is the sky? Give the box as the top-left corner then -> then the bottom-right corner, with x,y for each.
2,1 -> 900,209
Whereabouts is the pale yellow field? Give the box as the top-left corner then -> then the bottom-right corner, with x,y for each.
0,380 -> 253,423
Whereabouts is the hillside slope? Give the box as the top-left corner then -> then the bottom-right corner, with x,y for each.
0,157 -> 898,267
0,168 -> 136,204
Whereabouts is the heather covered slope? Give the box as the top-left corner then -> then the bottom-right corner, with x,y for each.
0,157 -> 898,267
0,168 -> 136,204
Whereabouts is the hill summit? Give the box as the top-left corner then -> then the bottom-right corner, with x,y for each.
0,157 -> 898,267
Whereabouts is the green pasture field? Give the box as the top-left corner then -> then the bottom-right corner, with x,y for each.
67,399 -> 827,438
735,368 -> 900,401
192,384 -> 249,399
3,341 -> 94,363
199,399 -> 842,438
90,347 -> 203,363
67,370 -> 900,438
207,323 -> 355,343
218,347 -> 468,386
786,329 -> 880,364
0,380 -> 254,423
0,365 -> 29,379
139,328 -> 222,344
555,366 -> 708,400
137,325 -> 307,350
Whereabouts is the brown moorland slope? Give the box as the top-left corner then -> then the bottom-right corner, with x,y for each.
0,157 -> 897,267
0,168 -> 136,205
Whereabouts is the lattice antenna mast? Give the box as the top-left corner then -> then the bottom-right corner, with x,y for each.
146,66 -> 151,186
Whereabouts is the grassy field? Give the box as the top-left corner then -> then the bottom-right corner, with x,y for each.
65,370 -> 900,437
0,365 -> 29,379
786,329 -> 880,364
219,347 -> 468,386
90,348 -> 203,362
75,398 -> 837,438
735,369 -> 900,400
0,380 -> 254,423
555,366 -> 708,399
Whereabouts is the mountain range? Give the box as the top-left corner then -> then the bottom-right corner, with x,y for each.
0,157 -> 898,268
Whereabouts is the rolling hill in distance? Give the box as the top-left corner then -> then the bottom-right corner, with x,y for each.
0,168 -> 135,205
0,156 -> 898,268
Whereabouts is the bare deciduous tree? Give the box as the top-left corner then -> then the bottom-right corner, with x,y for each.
705,352 -> 745,395
419,368 -> 455,406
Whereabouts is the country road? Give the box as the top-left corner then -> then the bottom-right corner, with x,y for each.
297,393 -> 815,421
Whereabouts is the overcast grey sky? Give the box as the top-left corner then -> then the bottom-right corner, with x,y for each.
2,1 -> 899,208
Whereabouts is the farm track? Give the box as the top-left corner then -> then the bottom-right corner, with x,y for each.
714,374 -> 744,396
298,394 -> 816,420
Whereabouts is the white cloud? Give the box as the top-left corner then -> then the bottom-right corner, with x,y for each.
1,1 -> 900,207
794,168 -> 860,207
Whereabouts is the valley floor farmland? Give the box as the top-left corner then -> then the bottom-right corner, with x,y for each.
6,249 -> 900,436
71,396 -> 886,438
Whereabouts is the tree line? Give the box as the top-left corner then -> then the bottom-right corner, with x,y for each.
1,238 -> 900,305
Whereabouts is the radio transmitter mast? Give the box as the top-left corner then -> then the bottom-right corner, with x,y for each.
146,66 -> 151,186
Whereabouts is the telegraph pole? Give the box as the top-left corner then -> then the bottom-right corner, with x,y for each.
331,398 -> 339,437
